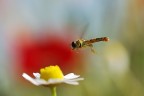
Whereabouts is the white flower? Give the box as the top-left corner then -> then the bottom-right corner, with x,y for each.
22,65 -> 84,86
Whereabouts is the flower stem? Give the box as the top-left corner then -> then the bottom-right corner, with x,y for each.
51,86 -> 57,96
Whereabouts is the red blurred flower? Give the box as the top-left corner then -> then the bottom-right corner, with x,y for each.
12,29 -> 84,79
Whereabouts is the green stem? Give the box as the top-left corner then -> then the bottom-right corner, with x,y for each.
51,86 -> 57,96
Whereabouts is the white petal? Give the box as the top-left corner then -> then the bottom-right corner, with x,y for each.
66,78 -> 84,81
33,73 -> 40,79
22,73 -> 40,86
48,79 -> 63,83
64,81 -> 79,85
36,79 -> 64,85
35,79 -> 48,85
63,77 -> 84,85
64,73 -> 80,79
44,79 -> 64,85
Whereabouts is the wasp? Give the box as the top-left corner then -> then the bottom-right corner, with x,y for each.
71,37 -> 109,53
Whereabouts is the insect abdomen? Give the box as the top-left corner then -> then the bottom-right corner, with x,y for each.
85,37 -> 109,43
95,37 -> 109,42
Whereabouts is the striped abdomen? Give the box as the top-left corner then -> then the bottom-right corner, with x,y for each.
84,37 -> 109,44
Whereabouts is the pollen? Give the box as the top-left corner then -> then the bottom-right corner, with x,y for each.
40,65 -> 64,81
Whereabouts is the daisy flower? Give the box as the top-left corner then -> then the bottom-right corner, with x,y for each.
22,65 -> 84,96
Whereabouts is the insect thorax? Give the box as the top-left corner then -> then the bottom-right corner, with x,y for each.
76,39 -> 86,48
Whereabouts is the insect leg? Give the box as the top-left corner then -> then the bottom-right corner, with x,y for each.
88,44 -> 96,54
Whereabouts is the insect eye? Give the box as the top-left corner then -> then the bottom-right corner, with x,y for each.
71,42 -> 77,48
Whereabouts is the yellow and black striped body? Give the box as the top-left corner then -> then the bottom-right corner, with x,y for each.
71,37 -> 109,50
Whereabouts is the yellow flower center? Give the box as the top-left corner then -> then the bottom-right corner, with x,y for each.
40,65 -> 64,81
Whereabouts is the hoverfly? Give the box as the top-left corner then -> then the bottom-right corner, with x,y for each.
71,22 -> 109,53
71,37 -> 109,53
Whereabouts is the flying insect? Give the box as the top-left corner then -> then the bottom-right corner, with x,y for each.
70,22 -> 109,53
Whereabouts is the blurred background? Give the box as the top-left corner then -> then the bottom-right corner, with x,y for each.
0,0 -> 144,96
